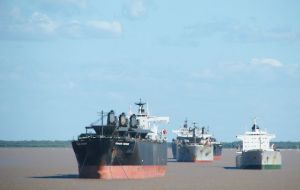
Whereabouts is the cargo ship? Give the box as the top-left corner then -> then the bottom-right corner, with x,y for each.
236,118 -> 282,169
72,100 -> 170,179
172,120 -> 214,162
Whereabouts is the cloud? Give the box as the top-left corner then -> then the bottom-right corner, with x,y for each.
59,20 -> 123,38
87,20 -> 122,34
130,0 -> 146,18
123,0 -> 146,18
162,19 -> 299,46
251,58 -> 283,67
123,0 -> 156,19
1,11 -> 58,40
29,12 -> 57,34
191,58 -> 299,82
0,8 -> 123,40
61,20 -> 81,37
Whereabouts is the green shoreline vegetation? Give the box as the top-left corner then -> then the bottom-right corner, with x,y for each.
0,140 -> 71,148
0,140 -> 300,149
221,141 -> 300,149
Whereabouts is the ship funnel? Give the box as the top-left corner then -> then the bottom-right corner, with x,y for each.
201,127 -> 205,134
130,114 -> 138,128
119,112 -> 128,127
107,110 -> 117,126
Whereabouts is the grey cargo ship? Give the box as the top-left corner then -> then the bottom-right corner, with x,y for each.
172,120 -> 214,162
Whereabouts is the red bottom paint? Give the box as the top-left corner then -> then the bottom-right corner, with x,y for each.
193,160 -> 213,163
79,165 -> 166,179
214,156 -> 222,160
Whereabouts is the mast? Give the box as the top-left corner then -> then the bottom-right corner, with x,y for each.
192,122 -> 197,144
183,119 -> 188,128
252,117 -> 259,132
135,98 -> 147,115
101,110 -> 104,136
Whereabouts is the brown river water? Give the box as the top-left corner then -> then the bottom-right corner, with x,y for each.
0,148 -> 299,190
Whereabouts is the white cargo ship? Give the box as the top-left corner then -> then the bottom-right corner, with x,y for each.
236,118 -> 282,169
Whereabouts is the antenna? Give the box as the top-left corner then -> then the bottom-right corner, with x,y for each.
135,98 -> 146,115
146,102 -> 149,115
96,110 -> 108,137
253,117 -> 257,125
183,118 -> 188,128
100,110 -> 105,136
192,121 -> 197,127
129,105 -> 132,115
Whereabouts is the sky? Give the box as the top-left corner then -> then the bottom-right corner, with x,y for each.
0,0 -> 300,141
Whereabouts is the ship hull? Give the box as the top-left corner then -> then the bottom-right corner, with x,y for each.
236,150 -> 281,169
72,138 -> 167,179
171,142 -> 177,159
176,144 -> 213,162
213,143 -> 222,160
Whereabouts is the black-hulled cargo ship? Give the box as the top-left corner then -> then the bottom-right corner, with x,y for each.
72,100 -> 169,179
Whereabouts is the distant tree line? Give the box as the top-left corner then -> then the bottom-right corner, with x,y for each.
0,140 -> 71,147
168,141 -> 300,149
1,140 -> 299,149
221,141 -> 300,149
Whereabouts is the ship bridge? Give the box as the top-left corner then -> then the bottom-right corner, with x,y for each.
237,119 -> 276,151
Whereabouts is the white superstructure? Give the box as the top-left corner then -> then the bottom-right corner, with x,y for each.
130,99 -> 169,141
172,121 -> 212,140
237,118 -> 275,152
